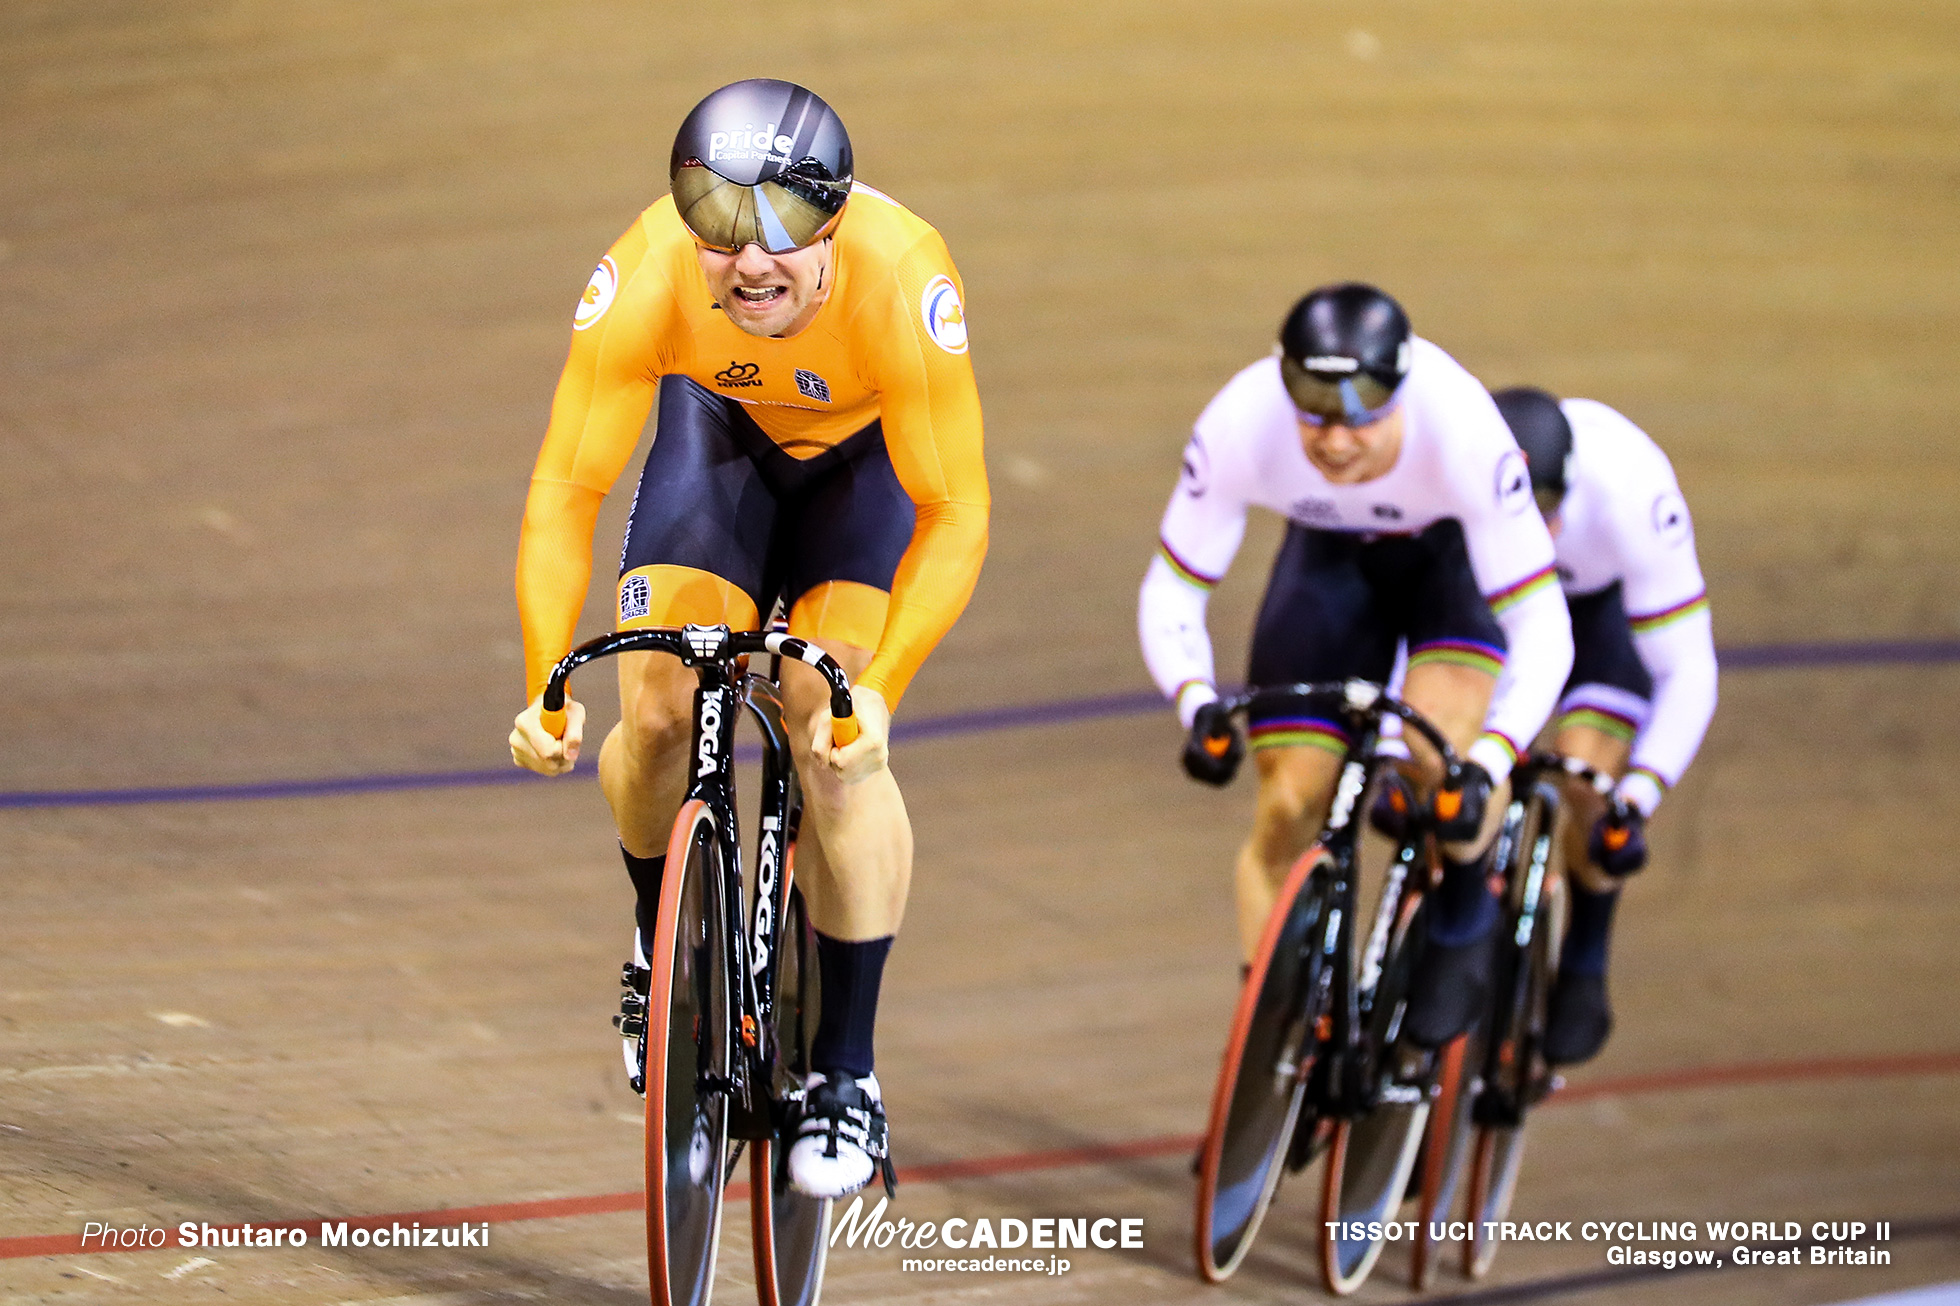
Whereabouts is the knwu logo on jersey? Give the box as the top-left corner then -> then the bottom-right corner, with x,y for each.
715,361 -> 764,389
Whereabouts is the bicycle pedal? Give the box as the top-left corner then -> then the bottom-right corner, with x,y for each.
614,984 -> 649,1040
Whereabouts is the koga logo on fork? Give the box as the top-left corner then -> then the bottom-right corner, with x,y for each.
696,692 -> 725,776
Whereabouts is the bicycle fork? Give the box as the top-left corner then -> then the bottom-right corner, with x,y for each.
682,667 -> 787,1143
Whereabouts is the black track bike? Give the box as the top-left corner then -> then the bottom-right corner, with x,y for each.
1191,680 -> 1476,1295
1403,749 -> 1630,1285
544,623 -> 862,1306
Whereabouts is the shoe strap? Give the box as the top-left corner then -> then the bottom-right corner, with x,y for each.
795,1081 -> 890,1161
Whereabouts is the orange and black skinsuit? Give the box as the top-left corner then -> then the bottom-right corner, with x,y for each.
516,183 -> 990,714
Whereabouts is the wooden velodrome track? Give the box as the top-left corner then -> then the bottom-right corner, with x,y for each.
3,2 -> 1957,1303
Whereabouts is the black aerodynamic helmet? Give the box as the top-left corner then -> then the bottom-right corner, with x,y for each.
1278,283 -> 1413,424
669,79 -> 853,254
1491,386 -> 1574,497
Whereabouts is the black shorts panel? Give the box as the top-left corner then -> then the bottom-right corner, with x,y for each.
618,377 -> 914,617
1245,521 -> 1506,747
1563,582 -> 1653,700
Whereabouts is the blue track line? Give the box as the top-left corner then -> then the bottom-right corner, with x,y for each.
3,638 -> 1955,811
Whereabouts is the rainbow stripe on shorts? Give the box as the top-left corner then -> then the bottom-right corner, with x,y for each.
1556,704 -> 1641,743
1248,715 -> 1350,756
1409,638 -> 1505,679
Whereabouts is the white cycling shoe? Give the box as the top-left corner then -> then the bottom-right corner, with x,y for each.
787,1071 -> 895,1199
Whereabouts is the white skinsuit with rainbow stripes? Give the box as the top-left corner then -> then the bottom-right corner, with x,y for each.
1546,397 -> 1718,818
1138,337 -> 1573,785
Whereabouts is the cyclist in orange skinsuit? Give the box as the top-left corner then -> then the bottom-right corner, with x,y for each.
508,80 -> 989,1198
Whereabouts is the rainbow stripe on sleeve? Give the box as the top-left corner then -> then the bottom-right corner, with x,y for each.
1628,763 -> 1673,791
1157,539 -> 1221,591
1476,730 -> 1523,770
1409,638 -> 1506,679
1629,591 -> 1710,635
1486,564 -> 1559,615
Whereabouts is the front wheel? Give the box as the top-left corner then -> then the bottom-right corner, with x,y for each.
646,800 -> 734,1306
1317,872 -> 1431,1295
1194,847 -> 1333,1282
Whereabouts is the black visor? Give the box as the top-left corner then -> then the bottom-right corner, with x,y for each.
1278,354 -> 1403,424
671,162 -> 850,254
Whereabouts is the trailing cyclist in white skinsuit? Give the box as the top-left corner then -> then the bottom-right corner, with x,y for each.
1491,386 -> 1718,1065
1139,284 -> 1573,1047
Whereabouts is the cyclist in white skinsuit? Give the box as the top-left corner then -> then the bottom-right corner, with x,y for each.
1139,284 -> 1574,1046
1491,387 -> 1718,1064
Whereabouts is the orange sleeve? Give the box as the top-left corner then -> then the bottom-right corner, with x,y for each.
516,220 -> 674,703
853,232 -> 991,707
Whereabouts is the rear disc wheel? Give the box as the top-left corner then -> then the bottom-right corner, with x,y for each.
1409,1028 -> 1483,1289
753,862 -> 830,1306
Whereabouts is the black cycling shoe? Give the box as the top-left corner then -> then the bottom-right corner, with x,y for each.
1543,969 -> 1613,1066
1403,927 -> 1496,1048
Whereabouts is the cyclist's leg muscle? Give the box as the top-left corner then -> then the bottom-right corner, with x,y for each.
768,421 -> 915,939
1235,744 -> 1343,960
1402,661 -> 1509,859
1393,519 -> 1515,857
603,379 -> 778,856
600,569 -> 762,857
789,580 -> 889,652
778,635 -> 912,940
600,651 -> 696,858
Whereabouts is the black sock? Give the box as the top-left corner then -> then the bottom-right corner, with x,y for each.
811,933 -> 893,1080
1428,853 -> 1499,946
620,847 -> 665,958
1561,882 -> 1620,978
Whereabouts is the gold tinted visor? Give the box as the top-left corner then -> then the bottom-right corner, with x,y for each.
672,162 -> 849,254
1279,354 -> 1401,425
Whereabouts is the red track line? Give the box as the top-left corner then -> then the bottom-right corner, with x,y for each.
3,1048 -> 1953,1262
1550,1049 -> 1960,1103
